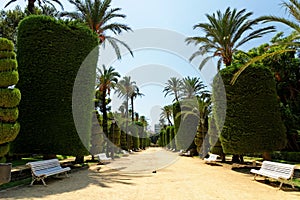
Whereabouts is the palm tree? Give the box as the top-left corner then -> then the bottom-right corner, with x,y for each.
231,0 -> 300,84
96,65 -> 120,156
163,77 -> 182,102
130,86 -> 144,121
160,105 -> 173,126
63,0 -> 132,59
186,7 -> 275,70
5,0 -> 64,14
181,76 -> 206,99
115,76 -> 136,150
259,0 -> 300,33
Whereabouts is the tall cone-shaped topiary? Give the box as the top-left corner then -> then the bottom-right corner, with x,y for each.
213,64 -> 287,155
0,38 -> 21,163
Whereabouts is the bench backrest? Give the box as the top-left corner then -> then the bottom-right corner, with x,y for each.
27,159 -> 61,173
209,154 -> 218,160
98,153 -> 109,159
261,161 -> 295,179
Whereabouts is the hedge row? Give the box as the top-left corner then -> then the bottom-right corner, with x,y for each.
13,15 -> 99,156
272,151 -> 300,162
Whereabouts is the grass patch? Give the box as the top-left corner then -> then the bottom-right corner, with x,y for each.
0,177 -> 31,191
293,179 -> 300,188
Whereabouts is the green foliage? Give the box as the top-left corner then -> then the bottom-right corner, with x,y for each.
0,59 -> 17,71
0,37 -> 14,51
213,64 -> 287,154
272,151 -> 300,162
0,144 -> 10,157
168,126 -> 176,149
0,37 -> 20,159
0,88 -> 21,107
0,122 -> 20,145
128,123 -> 139,149
173,99 -> 198,151
0,51 -> 16,59
0,70 -> 19,87
208,117 -> 224,156
109,122 -> 121,148
90,111 -> 105,155
13,15 -> 99,156
0,107 -> 18,122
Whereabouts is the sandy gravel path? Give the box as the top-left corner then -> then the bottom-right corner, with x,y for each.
0,147 -> 299,200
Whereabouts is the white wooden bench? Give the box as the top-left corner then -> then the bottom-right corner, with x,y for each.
95,153 -> 112,163
250,160 -> 296,189
121,150 -> 129,157
26,159 -> 71,186
204,154 -> 219,164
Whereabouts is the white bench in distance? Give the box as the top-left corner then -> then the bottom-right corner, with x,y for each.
121,150 -> 130,157
26,159 -> 71,186
95,153 -> 112,163
204,154 -> 219,164
250,160 -> 296,189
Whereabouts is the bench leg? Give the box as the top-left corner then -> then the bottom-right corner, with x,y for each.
30,178 -> 36,186
41,178 -> 47,186
278,182 -> 283,189
253,174 -> 257,180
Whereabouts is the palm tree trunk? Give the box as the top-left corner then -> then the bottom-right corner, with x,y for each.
101,93 -> 109,157
131,96 -> 134,121
125,98 -> 130,151
28,0 -> 36,14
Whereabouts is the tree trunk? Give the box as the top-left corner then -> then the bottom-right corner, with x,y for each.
131,97 -> 134,122
125,98 -> 130,151
262,152 -> 272,161
75,156 -> 84,164
28,0 -> 36,14
101,94 -> 109,157
232,154 -> 240,163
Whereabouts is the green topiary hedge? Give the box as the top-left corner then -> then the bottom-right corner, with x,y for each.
0,107 -> 19,122
0,39 -> 14,51
0,38 -> 20,161
0,70 -> 19,87
173,99 -> 198,151
0,88 -> 21,108
0,51 -> 16,60
13,15 -> 99,156
0,122 -> 20,144
213,65 -> 287,154
0,59 -> 17,71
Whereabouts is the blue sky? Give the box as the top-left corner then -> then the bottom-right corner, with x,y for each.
2,0 -> 294,131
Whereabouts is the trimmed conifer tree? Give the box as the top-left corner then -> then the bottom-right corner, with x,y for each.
212,64 -> 287,155
0,38 -> 20,162
13,15 -> 99,157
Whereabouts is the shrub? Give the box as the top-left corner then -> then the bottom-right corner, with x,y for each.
0,38 -> 20,161
213,65 -> 287,154
13,15 -> 99,156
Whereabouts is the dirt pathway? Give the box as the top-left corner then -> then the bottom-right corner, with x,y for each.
0,148 -> 299,200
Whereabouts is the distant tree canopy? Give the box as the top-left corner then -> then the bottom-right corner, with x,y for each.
13,15 -> 99,156
213,64 -> 287,154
